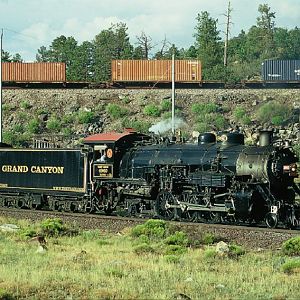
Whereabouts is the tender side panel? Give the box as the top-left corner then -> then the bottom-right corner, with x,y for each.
0,149 -> 86,193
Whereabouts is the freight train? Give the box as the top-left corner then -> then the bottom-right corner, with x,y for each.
0,129 -> 299,229
2,60 -> 300,88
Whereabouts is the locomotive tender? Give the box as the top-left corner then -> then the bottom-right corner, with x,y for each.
0,129 -> 299,228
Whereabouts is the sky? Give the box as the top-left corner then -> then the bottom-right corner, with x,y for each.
0,0 -> 300,62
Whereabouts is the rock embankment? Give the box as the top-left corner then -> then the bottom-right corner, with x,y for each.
2,88 -> 300,147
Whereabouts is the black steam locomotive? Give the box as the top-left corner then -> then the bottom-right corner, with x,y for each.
0,129 -> 299,229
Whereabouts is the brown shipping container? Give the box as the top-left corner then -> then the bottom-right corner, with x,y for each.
2,62 -> 66,82
111,60 -> 201,82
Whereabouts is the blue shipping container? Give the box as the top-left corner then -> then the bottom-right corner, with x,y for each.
261,60 -> 300,81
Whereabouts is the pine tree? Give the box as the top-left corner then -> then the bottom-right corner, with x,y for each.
93,23 -> 133,81
193,11 -> 223,79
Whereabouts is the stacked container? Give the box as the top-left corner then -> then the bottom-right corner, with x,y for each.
261,60 -> 300,81
111,59 -> 201,83
2,62 -> 66,82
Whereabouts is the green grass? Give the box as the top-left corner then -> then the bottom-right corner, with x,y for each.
0,217 -> 300,299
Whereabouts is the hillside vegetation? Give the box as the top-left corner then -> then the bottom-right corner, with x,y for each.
2,89 -> 300,155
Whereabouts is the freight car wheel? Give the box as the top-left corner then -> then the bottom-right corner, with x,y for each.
155,191 -> 178,220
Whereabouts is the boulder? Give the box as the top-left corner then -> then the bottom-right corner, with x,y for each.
215,241 -> 229,256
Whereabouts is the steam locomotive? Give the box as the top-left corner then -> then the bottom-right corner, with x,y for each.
0,129 -> 299,229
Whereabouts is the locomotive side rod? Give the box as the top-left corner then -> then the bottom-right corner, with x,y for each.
167,201 -> 227,212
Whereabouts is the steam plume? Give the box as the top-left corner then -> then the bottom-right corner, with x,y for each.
149,117 -> 186,134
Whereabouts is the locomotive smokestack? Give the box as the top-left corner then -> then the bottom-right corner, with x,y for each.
259,130 -> 273,147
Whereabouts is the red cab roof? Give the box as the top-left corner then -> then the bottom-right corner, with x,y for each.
84,129 -> 137,144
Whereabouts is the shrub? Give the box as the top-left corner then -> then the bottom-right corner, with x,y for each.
17,111 -> 28,122
40,218 -> 66,236
27,118 -> 40,134
131,219 -> 166,240
19,228 -> 37,240
164,245 -> 187,255
281,259 -> 300,274
36,108 -> 49,115
46,117 -> 62,132
195,122 -> 209,133
20,100 -> 31,110
195,109 -> 228,131
241,115 -> 252,125
233,107 -> 246,121
77,111 -> 95,124
134,243 -> 155,255
282,237 -> 300,256
271,115 -> 284,126
62,127 -> 73,137
106,104 -> 128,119
3,131 -> 16,146
257,101 -> 292,125
233,107 -> 251,125
3,131 -> 30,147
214,114 -> 227,130
201,233 -> 217,245
162,108 -> 182,120
12,123 -> 24,133
137,234 -> 150,244
143,104 -> 161,117
161,99 -> 172,111
2,103 -> 14,112
164,231 -> 189,247
204,248 -> 217,259
229,244 -> 246,257
191,102 -> 218,115
121,96 -> 131,104
62,113 -> 76,124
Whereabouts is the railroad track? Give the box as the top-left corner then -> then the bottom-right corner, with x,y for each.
0,207 -> 299,250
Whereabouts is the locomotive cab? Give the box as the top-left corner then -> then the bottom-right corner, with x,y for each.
83,129 -> 151,180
